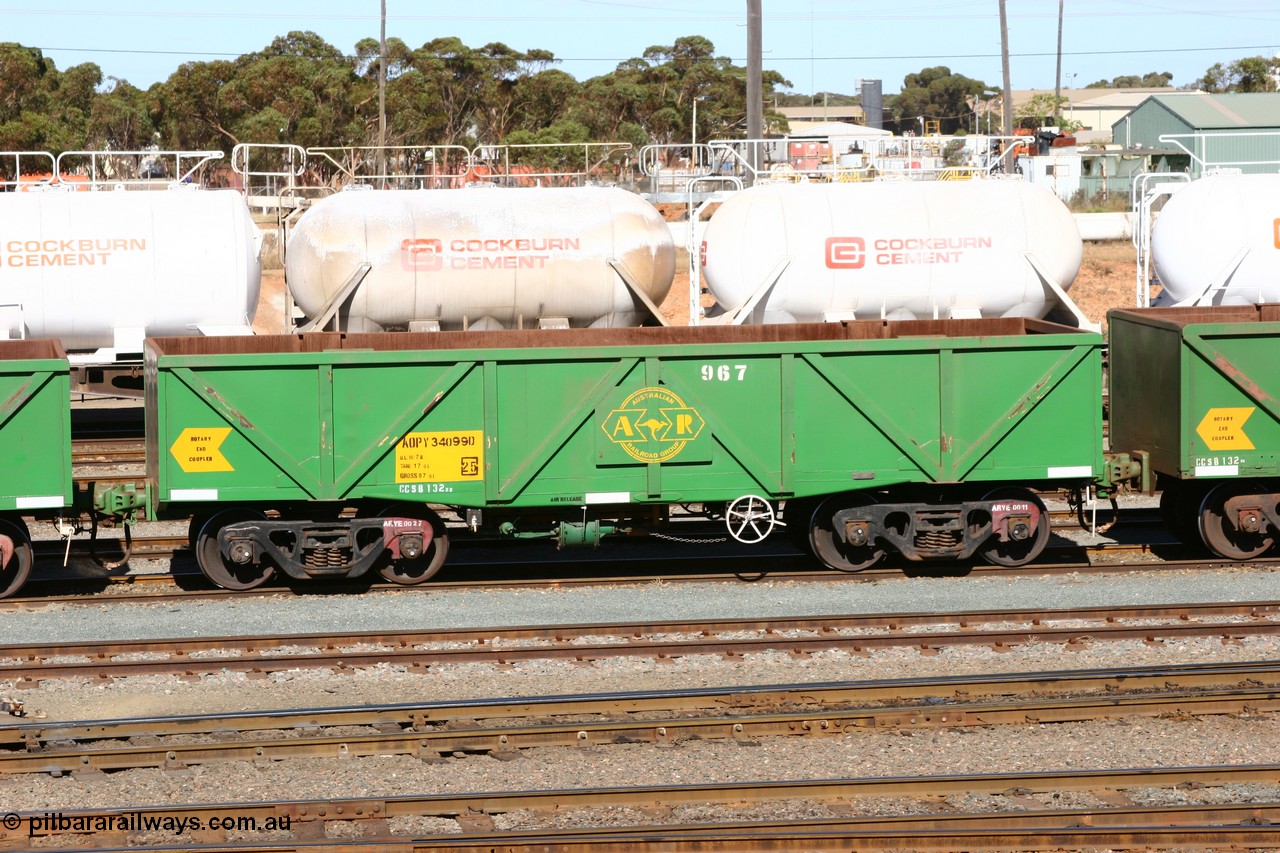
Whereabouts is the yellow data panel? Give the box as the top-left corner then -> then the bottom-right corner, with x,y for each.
396,430 -> 484,483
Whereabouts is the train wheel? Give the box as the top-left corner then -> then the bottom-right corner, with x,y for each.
1198,481 -> 1274,560
0,518 -> 32,599
378,508 -> 450,585
194,510 -> 276,591
809,495 -> 884,572
978,488 -> 1050,567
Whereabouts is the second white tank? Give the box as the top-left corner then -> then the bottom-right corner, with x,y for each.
1151,173 -> 1280,306
700,180 -> 1083,324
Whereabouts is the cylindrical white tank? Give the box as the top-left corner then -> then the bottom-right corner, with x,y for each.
1152,173 -> 1280,305
0,188 -> 260,351
700,180 -> 1082,323
286,187 -> 676,331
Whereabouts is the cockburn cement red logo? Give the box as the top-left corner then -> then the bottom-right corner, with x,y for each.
825,237 -> 865,269
401,237 -> 581,272
824,235 -> 993,269
401,238 -> 444,271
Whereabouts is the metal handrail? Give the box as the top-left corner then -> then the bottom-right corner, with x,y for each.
469,142 -> 632,187
0,151 -> 56,188
305,144 -> 472,188
1130,171 -> 1192,307
684,176 -> 742,326
1159,130 -> 1280,173
55,149 -> 222,185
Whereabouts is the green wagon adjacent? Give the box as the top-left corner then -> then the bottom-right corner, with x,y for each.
1109,305 -> 1280,559
0,340 -> 72,597
138,319 -> 1104,589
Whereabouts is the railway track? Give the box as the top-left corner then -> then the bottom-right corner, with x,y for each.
6,659 -> 1280,774
71,437 -> 146,467
9,541 -> 1276,609
4,600 -> 1280,684
7,765 -> 1280,849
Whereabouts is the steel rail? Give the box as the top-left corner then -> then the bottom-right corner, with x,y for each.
9,657 -> 1279,747
10,764 -> 1280,848
4,601 -> 1280,684
71,437 -> 146,466
187,826 -> 1280,852
9,550 -> 1280,610
32,535 -> 184,562
17,822 -> 1280,853
7,683 -> 1280,776
429,801 -> 1280,840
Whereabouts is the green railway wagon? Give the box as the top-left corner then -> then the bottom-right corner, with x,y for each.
1109,304 -> 1280,560
0,339 -> 73,598
140,319 -> 1104,589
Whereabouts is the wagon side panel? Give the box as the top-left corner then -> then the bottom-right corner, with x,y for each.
0,342 -> 71,512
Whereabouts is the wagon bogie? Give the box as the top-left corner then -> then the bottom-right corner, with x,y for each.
803,485 -> 1052,571
187,502 -> 448,589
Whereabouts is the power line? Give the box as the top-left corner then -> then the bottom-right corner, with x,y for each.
27,42 -> 1280,63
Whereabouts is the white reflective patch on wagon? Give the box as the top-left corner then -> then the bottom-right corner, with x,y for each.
16,495 -> 63,509
1195,465 -> 1239,477
170,488 -> 219,501
585,492 -> 630,504
1048,466 -> 1093,478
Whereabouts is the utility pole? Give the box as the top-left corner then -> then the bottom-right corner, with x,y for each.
999,0 -> 1013,138
746,0 -> 762,183
377,0 -> 387,186
1054,0 -> 1064,124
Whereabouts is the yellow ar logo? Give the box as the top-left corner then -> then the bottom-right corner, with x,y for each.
602,387 -> 704,463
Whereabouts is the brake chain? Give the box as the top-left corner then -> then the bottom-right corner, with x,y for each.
648,532 -> 729,544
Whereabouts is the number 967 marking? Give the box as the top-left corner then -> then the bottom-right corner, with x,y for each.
701,364 -> 746,381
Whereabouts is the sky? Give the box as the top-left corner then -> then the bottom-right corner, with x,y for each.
4,1 -> 1278,96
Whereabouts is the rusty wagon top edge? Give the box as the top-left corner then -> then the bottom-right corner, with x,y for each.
147,318 -> 1096,358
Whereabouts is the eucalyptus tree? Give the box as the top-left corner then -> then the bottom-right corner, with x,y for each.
573,35 -> 787,150
85,77 -> 157,150
0,43 -> 74,150
225,31 -> 364,147
893,66 -> 989,135
1197,56 -> 1280,93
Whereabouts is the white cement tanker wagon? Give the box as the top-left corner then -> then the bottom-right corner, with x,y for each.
1151,173 -> 1280,306
0,187 -> 260,354
286,186 -> 676,331
699,180 -> 1090,327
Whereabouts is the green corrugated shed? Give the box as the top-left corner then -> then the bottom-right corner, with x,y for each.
1111,93 -> 1280,174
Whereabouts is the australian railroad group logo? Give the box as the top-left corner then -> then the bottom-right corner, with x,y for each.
602,386 -> 705,463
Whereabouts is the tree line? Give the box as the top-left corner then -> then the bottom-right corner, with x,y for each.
0,32 -> 790,158
1,31 -> 1275,158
